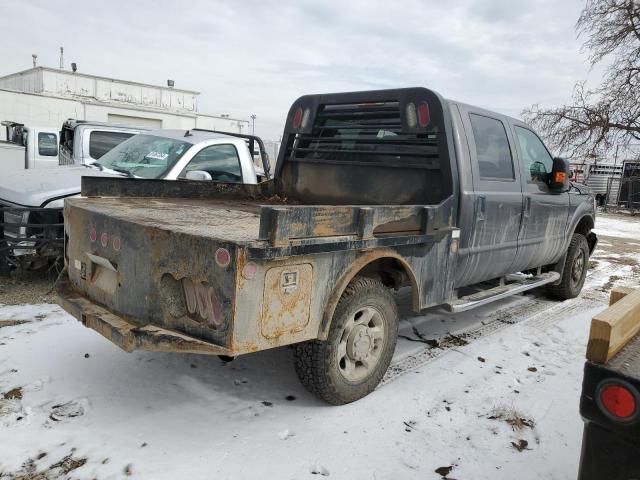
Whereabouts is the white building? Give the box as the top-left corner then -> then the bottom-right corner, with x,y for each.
0,67 -> 249,140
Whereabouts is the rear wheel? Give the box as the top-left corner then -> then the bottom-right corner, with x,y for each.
294,277 -> 398,405
547,233 -> 590,300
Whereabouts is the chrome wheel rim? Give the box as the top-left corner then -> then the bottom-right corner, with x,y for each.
336,306 -> 385,382
572,250 -> 585,283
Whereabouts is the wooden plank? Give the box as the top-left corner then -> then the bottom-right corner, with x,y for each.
610,286 -> 636,306
587,287 -> 640,363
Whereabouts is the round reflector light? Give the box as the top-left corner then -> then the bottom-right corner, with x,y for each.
112,236 -> 121,252
100,232 -> 109,248
600,382 -> 637,420
405,102 -> 417,128
89,228 -> 97,242
215,248 -> 231,268
292,107 -> 303,129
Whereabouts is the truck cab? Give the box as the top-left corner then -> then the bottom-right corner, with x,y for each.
1,121 -> 60,170
58,119 -> 148,166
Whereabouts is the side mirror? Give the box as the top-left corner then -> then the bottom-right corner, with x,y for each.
548,157 -> 571,192
185,170 -> 212,181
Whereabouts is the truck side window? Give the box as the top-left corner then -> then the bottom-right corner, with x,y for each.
469,114 -> 514,180
515,127 -> 554,183
182,144 -> 243,182
38,132 -> 58,156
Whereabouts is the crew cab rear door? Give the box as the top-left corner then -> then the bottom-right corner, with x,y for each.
509,123 -> 570,271
457,106 -> 524,285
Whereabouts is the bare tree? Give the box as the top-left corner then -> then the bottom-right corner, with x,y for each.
523,0 -> 640,158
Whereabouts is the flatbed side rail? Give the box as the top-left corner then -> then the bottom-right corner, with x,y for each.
258,204 -> 443,247
80,176 -> 275,199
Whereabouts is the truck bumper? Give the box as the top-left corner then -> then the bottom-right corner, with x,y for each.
56,269 -> 233,356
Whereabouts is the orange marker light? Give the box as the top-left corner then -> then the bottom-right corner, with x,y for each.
554,171 -> 567,183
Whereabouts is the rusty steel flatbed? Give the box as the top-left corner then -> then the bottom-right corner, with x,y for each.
73,197 -> 266,244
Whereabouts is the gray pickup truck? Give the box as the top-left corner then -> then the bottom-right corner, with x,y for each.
57,87 -> 597,404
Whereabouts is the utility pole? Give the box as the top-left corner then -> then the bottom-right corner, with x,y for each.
250,114 -> 256,135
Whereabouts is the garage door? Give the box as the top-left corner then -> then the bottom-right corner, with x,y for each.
107,114 -> 162,129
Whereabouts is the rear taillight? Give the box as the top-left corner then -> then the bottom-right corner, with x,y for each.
418,101 -> 430,127
300,108 -> 311,129
292,108 -> 303,129
405,103 -> 417,128
598,381 -> 638,422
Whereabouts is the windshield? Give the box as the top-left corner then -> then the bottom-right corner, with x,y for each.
95,134 -> 192,179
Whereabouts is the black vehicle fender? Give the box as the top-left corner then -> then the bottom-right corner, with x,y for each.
318,249 -> 419,340
551,208 -> 597,285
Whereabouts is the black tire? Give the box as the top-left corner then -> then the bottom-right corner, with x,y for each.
294,277 -> 399,405
547,233 -> 590,300
0,253 -> 10,277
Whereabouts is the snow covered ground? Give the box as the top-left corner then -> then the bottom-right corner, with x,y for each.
1,212 -> 639,480
592,211 -> 640,239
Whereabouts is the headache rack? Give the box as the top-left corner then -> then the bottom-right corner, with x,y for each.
275,87 -> 455,205
287,100 -> 441,170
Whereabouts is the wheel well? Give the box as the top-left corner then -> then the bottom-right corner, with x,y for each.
358,258 -> 413,290
574,216 -> 594,236
574,215 -> 597,253
320,252 -> 419,339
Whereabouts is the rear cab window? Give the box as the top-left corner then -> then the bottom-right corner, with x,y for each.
469,113 -> 514,180
38,132 -> 58,156
89,131 -> 135,159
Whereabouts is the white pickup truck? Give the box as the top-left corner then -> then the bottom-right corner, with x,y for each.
1,120 -> 147,173
0,129 -> 271,273
1,122 -> 60,173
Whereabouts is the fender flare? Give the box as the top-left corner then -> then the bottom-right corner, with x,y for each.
551,210 -> 596,284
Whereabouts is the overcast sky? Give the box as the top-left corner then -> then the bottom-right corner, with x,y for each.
1,0 -> 600,140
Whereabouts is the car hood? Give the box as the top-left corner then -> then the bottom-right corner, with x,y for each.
0,166 -> 120,207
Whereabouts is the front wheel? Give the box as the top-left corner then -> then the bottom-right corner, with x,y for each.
294,277 -> 398,405
547,233 -> 590,300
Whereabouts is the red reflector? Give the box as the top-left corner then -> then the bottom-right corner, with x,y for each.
89,228 -> 97,242
112,237 -> 121,252
418,102 -> 430,127
292,108 -> 303,129
600,384 -> 636,419
215,248 -> 231,268
100,232 -> 109,248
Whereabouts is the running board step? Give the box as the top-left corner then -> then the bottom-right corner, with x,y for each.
444,272 -> 561,313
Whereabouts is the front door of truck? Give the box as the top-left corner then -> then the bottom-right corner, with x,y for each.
458,108 -> 524,286
510,125 -> 570,271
